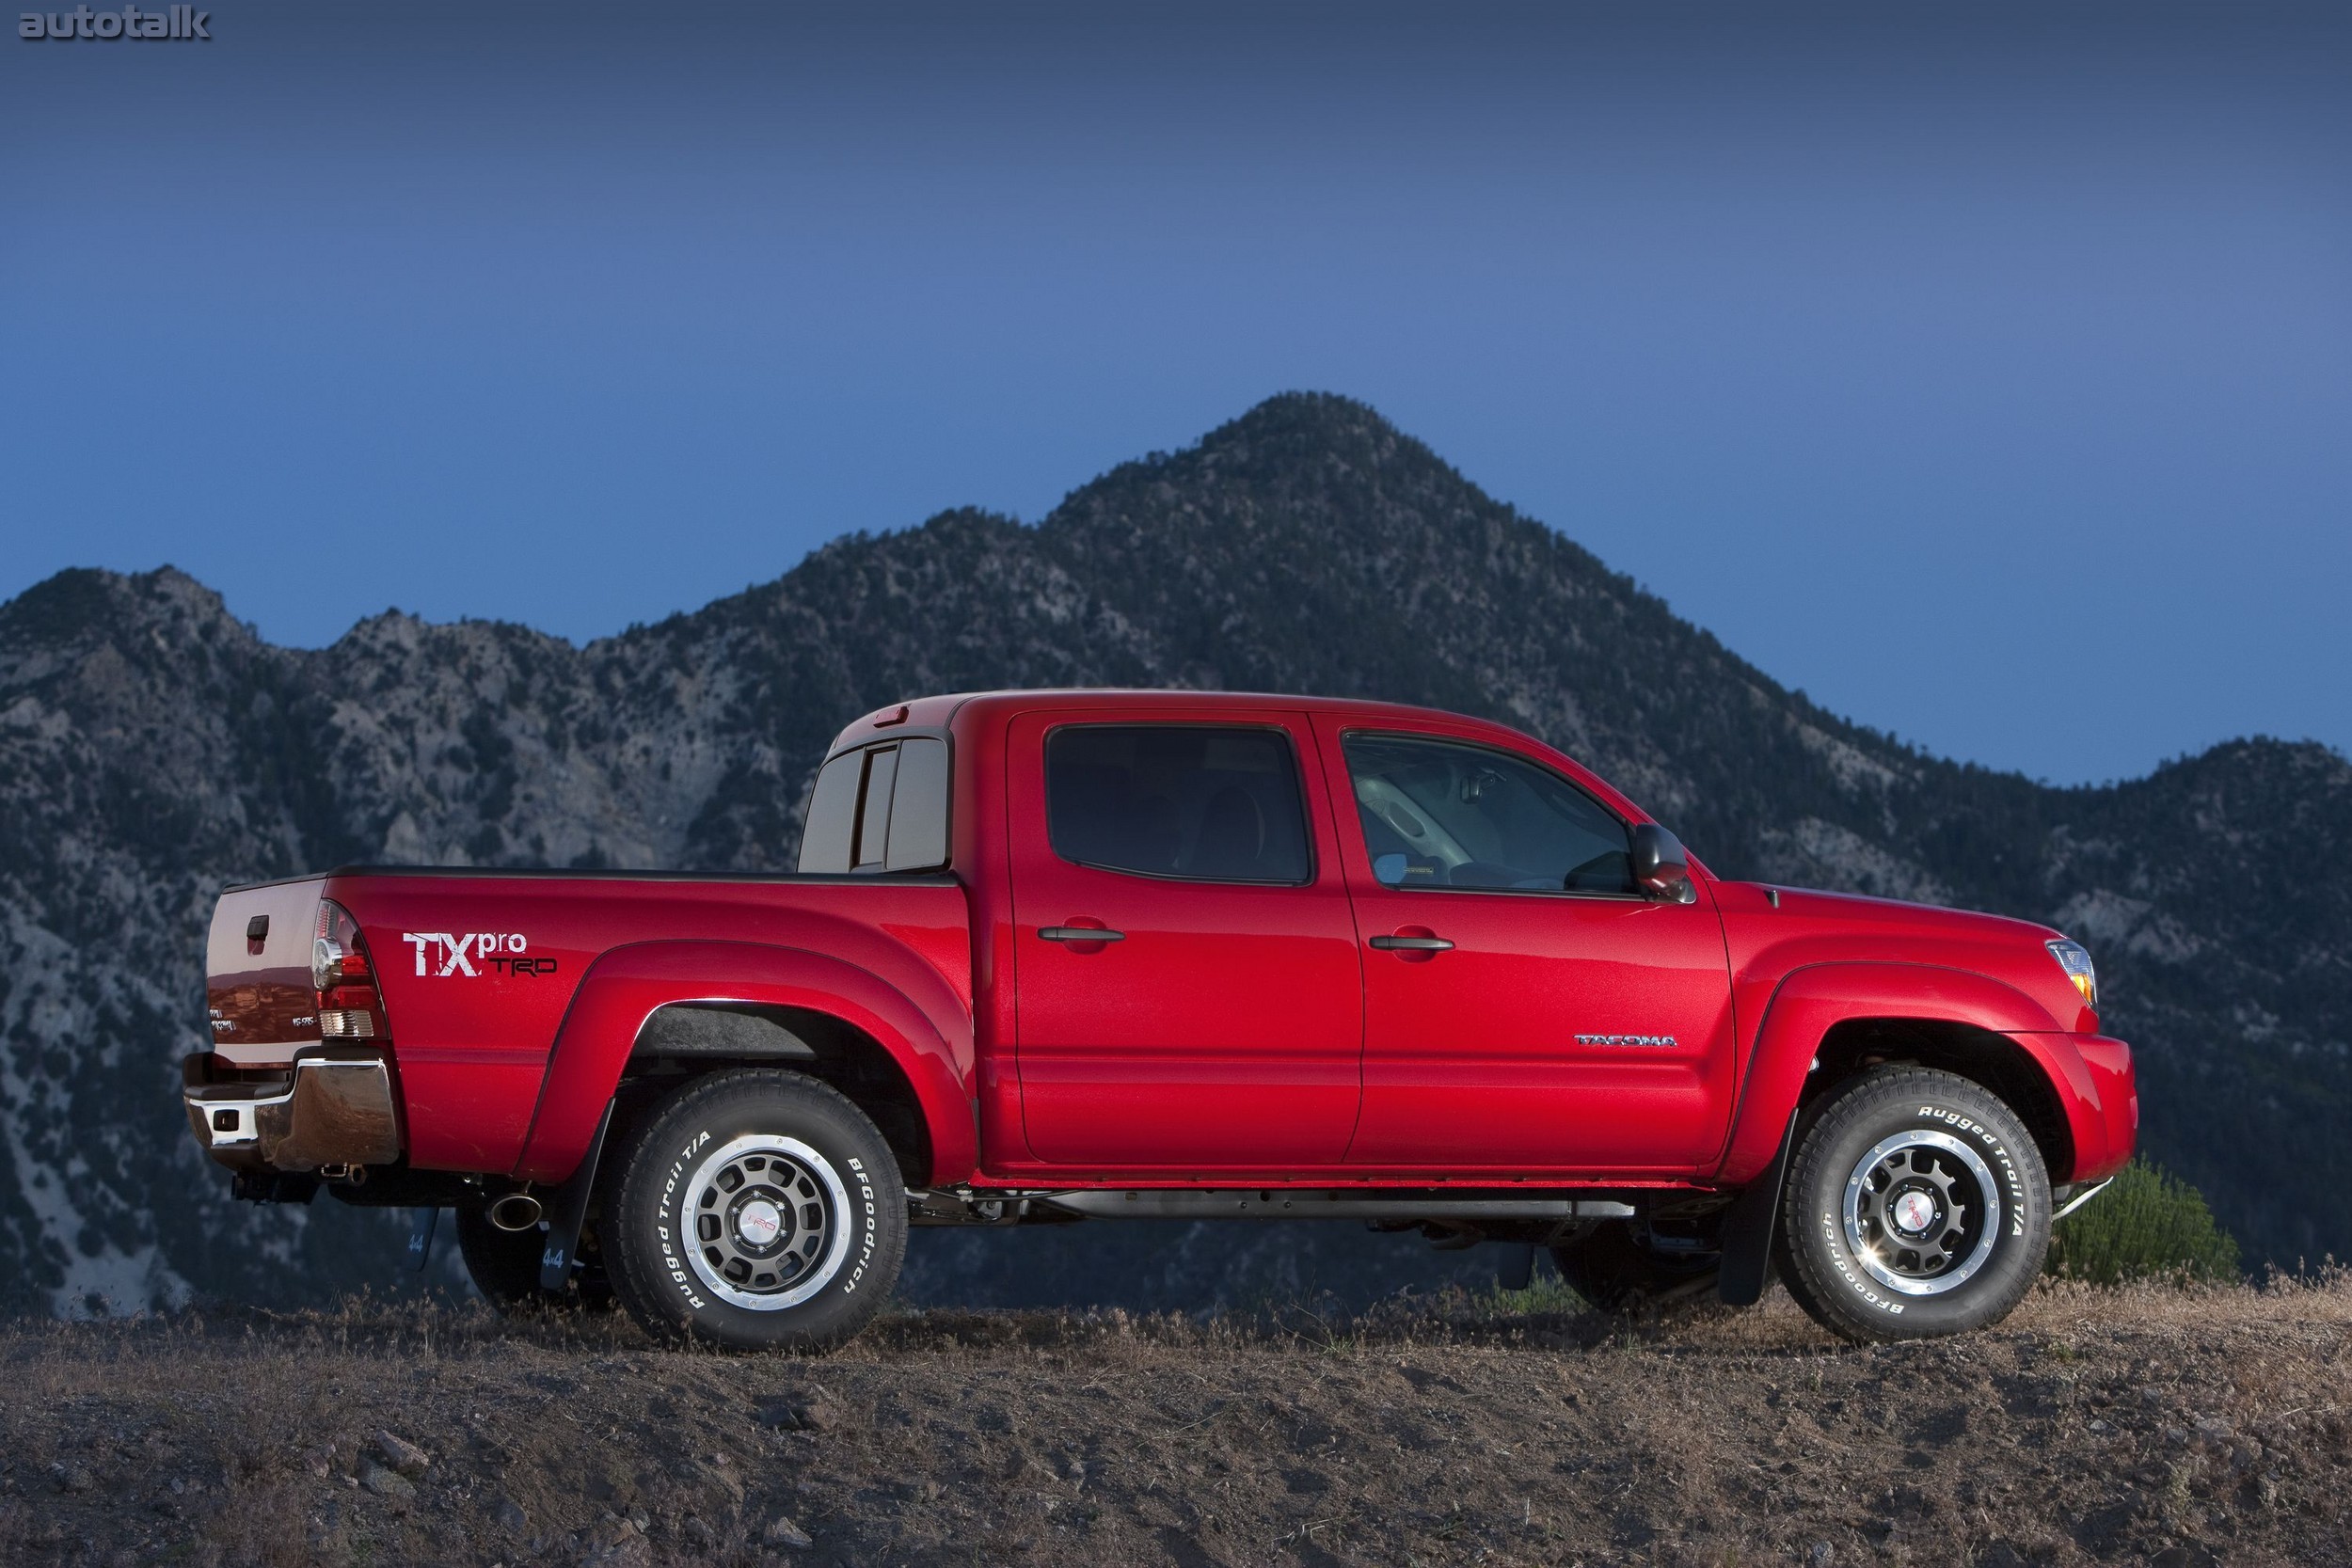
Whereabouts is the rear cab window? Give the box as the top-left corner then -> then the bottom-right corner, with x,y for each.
797,736 -> 951,874
1045,724 -> 1313,885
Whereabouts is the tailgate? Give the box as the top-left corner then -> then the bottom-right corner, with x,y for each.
206,878 -> 326,1067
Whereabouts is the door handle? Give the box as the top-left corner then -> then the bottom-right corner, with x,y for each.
1039,926 -> 1126,942
1369,934 -> 1454,952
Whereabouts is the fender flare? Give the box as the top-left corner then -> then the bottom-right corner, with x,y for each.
1714,961 -> 2071,1186
512,939 -> 977,1185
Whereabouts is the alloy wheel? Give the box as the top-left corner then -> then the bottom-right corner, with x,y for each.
682,1134 -> 850,1310
1839,1129 -> 2001,1296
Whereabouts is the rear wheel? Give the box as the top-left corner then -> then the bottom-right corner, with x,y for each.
1778,1066 -> 2050,1341
605,1069 -> 906,1352
1549,1222 -> 1719,1311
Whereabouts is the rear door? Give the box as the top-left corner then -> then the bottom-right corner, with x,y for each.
1313,717 -> 1738,1173
1008,708 -> 1364,1169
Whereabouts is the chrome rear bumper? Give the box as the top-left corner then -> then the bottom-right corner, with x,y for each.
183,1049 -> 402,1173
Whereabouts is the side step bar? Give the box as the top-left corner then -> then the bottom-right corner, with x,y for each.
1035,1191 -> 1637,1223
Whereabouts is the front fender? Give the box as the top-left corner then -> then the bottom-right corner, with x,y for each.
513,940 -> 977,1185
1714,961 -> 2070,1184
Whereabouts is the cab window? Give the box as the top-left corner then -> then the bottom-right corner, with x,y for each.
1341,732 -> 1632,894
797,738 -> 950,874
1046,724 -> 1312,885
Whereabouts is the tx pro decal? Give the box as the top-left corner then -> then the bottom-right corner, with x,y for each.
1576,1033 -> 1679,1049
401,931 -> 559,978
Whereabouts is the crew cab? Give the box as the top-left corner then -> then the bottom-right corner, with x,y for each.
186,690 -> 2137,1348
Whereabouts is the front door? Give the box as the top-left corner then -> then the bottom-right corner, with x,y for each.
1314,719 -> 1737,1174
1009,711 -> 1365,1170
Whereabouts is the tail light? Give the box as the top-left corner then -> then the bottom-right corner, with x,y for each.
312,899 -> 389,1040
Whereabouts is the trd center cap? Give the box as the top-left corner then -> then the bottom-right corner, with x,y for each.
1892,1191 -> 1936,1235
737,1198 -> 784,1247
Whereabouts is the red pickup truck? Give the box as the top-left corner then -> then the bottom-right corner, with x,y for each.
187,690 -> 2135,1349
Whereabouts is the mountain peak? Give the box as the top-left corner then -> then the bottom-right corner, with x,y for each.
0,565 -> 252,674
1142,391 -> 1428,485
1209,389 -> 1399,444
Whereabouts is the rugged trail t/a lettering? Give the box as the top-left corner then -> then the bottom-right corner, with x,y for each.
182,689 -> 2136,1351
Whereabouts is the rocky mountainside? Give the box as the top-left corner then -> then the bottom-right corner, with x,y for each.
2,393 -> 2345,1315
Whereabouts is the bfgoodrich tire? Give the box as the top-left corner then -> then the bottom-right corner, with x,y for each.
605,1069 -> 906,1352
1779,1066 -> 2050,1342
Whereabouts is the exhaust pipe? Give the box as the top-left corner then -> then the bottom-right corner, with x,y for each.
486,1193 -> 543,1232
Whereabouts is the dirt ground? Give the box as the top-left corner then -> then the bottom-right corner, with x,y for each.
3,1276 -> 2348,1568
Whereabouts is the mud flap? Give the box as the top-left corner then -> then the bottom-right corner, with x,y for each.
1496,1242 -> 1535,1291
406,1206 -> 441,1274
1717,1115 -> 1796,1307
538,1101 -> 614,1292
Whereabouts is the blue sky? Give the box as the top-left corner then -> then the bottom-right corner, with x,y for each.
3,2 -> 2346,784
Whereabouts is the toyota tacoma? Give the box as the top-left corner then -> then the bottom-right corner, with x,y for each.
187,690 -> 2135,1349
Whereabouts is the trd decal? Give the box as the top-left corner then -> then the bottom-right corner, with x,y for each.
400,931 -> 559,978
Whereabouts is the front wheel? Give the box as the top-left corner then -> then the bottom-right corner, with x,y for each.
604,1069 -> 906,1352
1778,1066 -> 2050,1342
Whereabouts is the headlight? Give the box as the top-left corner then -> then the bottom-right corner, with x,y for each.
2046,939 -> 2098,1008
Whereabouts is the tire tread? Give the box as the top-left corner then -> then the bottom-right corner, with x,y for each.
605,1068 -> 906,1352
1778,1065 -> 2049,1343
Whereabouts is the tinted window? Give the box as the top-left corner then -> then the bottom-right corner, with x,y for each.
797,737 -> 952,875
1047,724 -> 1312,884
797,751 -> 864,873
883,738 -> 950,871
1342,733 -> 1632,894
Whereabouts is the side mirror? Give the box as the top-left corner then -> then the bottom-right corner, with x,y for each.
1629,823 -> 1697,904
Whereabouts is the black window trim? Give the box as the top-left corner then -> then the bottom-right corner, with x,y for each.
850,744 -> 900,870
1337,726 -> 1650,902
1042,719 -> 1320,889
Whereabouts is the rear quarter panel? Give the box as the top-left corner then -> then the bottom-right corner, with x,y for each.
328,874 -> 972,1176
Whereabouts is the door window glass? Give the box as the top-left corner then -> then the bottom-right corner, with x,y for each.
1046,724 -> 1312,884
1341,733 -> 1633,893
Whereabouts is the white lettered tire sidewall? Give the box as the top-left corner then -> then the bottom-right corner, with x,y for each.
608,1069 -> 907,1352
1780,1066 -> 2050,1341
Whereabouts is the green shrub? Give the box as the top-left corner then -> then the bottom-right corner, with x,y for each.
2048,1157 -> 2241,1284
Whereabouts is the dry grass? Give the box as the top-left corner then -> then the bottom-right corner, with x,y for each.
4,1275 -> 2350,1567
